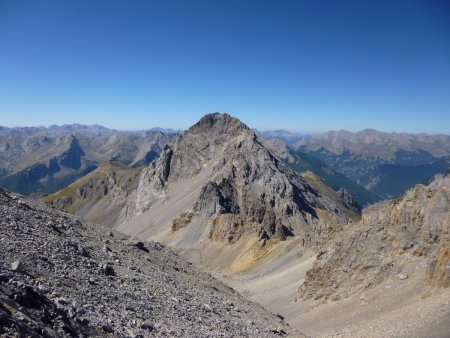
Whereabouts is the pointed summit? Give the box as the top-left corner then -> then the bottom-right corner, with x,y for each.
59,135 -> 85,170
121,113 -> 350,250
189,113 -> 250,136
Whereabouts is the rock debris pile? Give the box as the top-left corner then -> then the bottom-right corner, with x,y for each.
0,188 -> 299,337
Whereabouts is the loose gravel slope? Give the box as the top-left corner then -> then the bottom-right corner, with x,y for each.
0,188 -> 302,337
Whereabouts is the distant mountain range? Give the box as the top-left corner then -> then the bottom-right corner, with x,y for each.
0,124 -> 177,195
0,124 -> 181,137
261,138 -> 380,207
293,129 -> 450,199
255,129 -> 309,145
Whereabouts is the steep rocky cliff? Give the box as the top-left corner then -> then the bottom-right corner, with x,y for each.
122,113 -> 351,248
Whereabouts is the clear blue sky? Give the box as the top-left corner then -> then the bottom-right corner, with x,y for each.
0,0 -> 449,133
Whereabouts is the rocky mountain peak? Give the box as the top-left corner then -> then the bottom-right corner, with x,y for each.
188,113 -> 251,137
59,135 -> 85,170
125,113 -> 350,247
172,113 -> 256,167
146,113 -> 258,185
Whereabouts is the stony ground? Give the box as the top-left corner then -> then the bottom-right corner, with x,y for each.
0,188 -> 301,337
215,242 -> 450,338
207,175 -> 450,338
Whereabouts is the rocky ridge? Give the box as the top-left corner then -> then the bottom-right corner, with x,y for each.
300,173 -> 450,301
0,187 -> 300,337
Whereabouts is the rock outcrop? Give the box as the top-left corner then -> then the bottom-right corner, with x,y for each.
0,187 -> 300,337
124,113 -> 351,246
300,173 -> 450,300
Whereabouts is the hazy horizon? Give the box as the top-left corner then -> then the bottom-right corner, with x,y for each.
2,116 -> 450,136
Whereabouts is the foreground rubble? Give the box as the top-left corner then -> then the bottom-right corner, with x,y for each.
0,188 -> 299,337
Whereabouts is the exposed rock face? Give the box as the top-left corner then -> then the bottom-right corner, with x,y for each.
0,188 -> 299,337
133,146 -> 173,209
300,173 -> 450,300
336,188 -> 360,212
126,113 -> 349,245
193,179 -> 240,216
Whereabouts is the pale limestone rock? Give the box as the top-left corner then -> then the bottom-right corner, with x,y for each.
300,173 -> 450,300
128,113 -> 349,243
